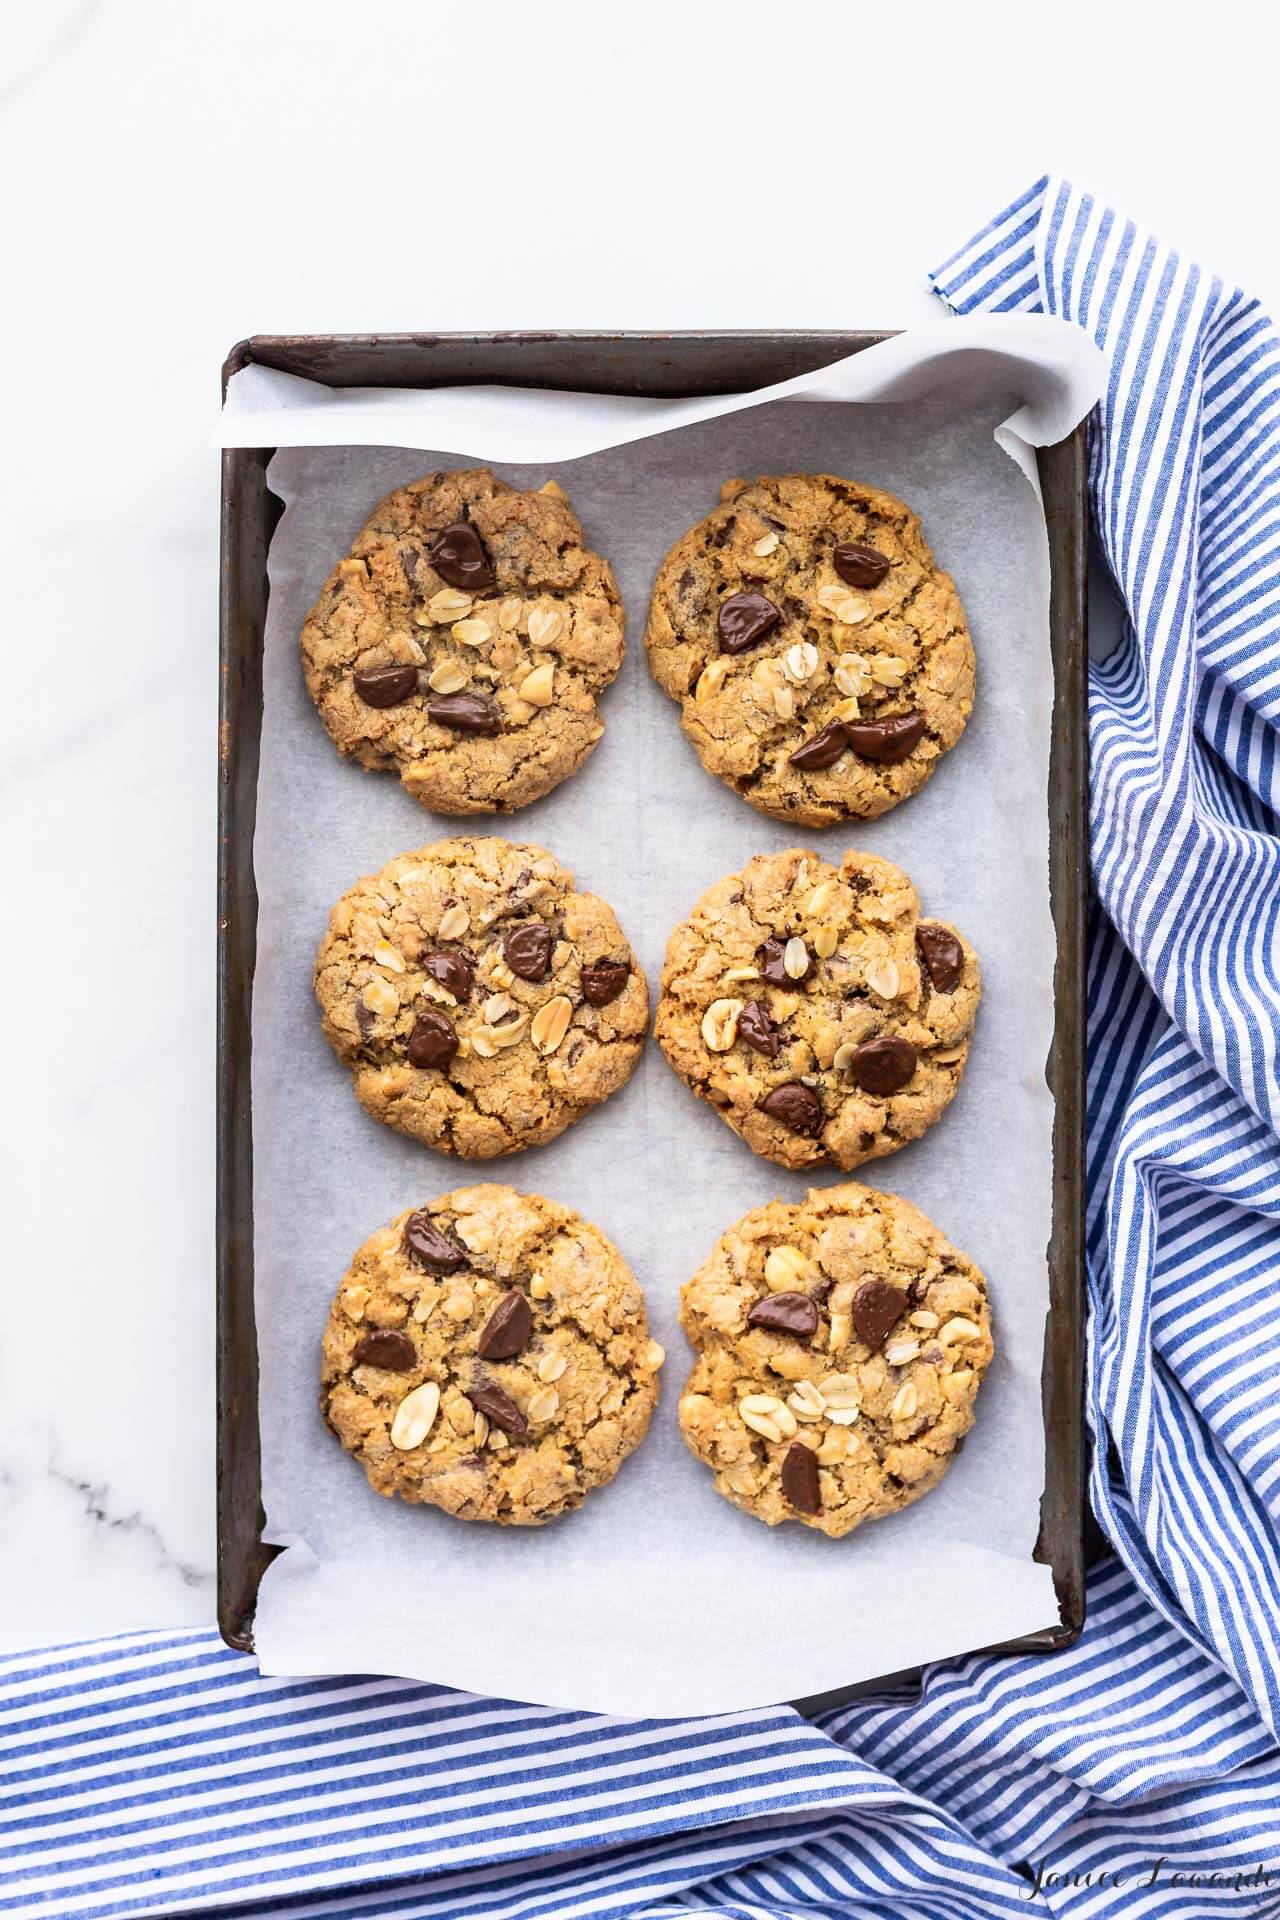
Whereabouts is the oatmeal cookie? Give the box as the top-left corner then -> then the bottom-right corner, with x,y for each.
323,1186 -> 664,1523
316,837 -> 647,1158
654,847 -> 979,1172
677,1182 -> 992,1535
300,468 -> 625,813
644,472 -> 974,825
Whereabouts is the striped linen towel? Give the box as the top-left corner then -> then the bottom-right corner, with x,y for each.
7,177 -> 1280,1918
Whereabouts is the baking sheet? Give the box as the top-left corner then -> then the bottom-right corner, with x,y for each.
237,334 -> 1100,1716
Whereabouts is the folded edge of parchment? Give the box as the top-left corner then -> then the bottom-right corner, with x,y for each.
217,312 -> 1105,487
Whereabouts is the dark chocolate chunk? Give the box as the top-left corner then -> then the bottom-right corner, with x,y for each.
404,1213 -> 468,1273
844,712 -> 926,763
758,938 -> 787,986
849,1035 -> 917,1095
916,923 -> 964,993
353,1329 -> 416,1371
788,720 -> 849,771
477,1290 -> 533,1361
407,1007 -> 459,1069
399,548 -> 419,588
852,1278 -> 909,1350
758,937 -> 812,987
428,520 -> 495,591
738,998 -> 782,1058
354,664 -> 419,708
780,1440 -> 821,1513
747,1292 -> 819,1340
427,692 -> 501,735
581,960 -> 630,1006
717,590 -> 781,655
423,950 -> 474,1001
833,541 -> 890,588
355,999 -> 376,1039
504,921 -> 553,981
470,1375 -> 527,1435
758,1082 -> 823,1137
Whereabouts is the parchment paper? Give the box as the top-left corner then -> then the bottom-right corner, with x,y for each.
226,322 -> 1104,1716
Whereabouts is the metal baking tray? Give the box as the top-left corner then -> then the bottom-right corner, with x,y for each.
218,331 -> 1088,1702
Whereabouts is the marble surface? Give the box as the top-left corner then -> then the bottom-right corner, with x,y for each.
3,0 -> 1274,1658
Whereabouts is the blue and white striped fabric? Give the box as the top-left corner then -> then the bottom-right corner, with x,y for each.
8,178 -> 1280,1917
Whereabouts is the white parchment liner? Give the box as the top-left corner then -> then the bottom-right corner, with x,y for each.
219,317 -> 1104,1715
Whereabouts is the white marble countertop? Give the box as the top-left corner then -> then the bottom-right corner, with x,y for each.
4,0 -> 1274,1657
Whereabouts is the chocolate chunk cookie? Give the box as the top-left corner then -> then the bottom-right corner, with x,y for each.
316,838 -> 647,1157
300,469 -> 625,814
677,1182 -> 992,1535
323,1186 -> 664,1523
644,473 -> 974,825
654,847 -> 979,1172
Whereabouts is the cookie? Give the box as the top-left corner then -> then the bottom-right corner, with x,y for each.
654,847 -> 978,1172
644,473 -> 974,825
322,1186 -> 664,1524
300,468 -> 625,814
677,1182 -> 992,1535
316,837 -> 647,1158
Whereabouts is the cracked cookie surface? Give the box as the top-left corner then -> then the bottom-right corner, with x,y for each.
678,1182 -> 992,1536
323,1185 -> 664,1523
644,473 -> 974,826
300,468 -> 625,814
316,837 -> 647,1158
654,847 -> 979,1172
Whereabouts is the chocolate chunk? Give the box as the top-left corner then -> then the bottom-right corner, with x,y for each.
470,1376 -> 527,1435
758,938 -> 787,985
404,1213 -> 468,1273
852,1278 -> 908,1350
833,541 -> 890,588
428,520 -> 495,591
504,922 -> 553,981
758,937 -> 812,987
407,1008 -> 459,1069
427,692 -> 501,735
581,960 -> 630,1006
849,1035 -> 917,1095
916,923 -> 964,993
399,548 -> 419,588
748,1292 -> 819,1340
717,590 -> 781,655
423,950 -> 473,1001
738,998 -> 782,1058
353,1329 -> 416,1371
354,664 -> 419,708
758,1082 -> 823,1137
355,999 -> 376,1039
780,1441 -> 821,1513
477,1290 -> 533,1361
844,712 -> 926,763
788,720 -> 849,771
